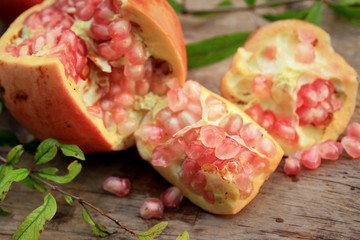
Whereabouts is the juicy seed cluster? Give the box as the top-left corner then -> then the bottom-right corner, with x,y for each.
245,105 -> 298,144
7,0 -> 177,138
296,79 -> 341,126
138,81 -> 278,204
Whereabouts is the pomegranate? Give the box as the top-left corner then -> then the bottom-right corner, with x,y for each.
0,0 -> 186,153
135,81 -> 284,214
221,20 -> 358,155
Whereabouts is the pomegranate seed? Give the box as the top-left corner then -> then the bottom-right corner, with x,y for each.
109,35 -> 133,54
140,198 -> 164,220
206,97 -> 227,121
183,128 -> 200,143
97,42 -> 122,61
235,172 -> 252,193
162,116 -> 182,136
297,28 -> 317,45
183,80 -> 202,100
189,172 -> 207,194
135,79 -> 150,96
137,124 -> 165,143
178,110 -> 198,126
295,42 -> 315,64
219,114 -> 243,135
117,117 -> 138,136
300,145 -> 321,169
152,145 -> 172,167
126,40 -> 146,65
203,190 -> 216,204
108,19 -> 131,39
167,88 -> 188,112
185,140 -> 205,160
347,122 -> 360,139
160,186 -> 183,208
319,140 -> 343,160
341,136 -> 360,159
297,83 -> 318,108
103,176 -> 131,197
313,79 -> 333,101
180,159 -> 201,185
75,0 -> 96,21
124,64 -> 145,81
245,104 -> 263,123
255,137 -> 277,158
283,155 -> 301,176
240,123 -> 262,148
261,110 -> 276,130
200,125 -> 226,148
215,138 -> 241,160
90,22 -> 111,41
262,46 -> 277,60
93,2 -> 115,23
252,75 -> 272,98
273,121 -> 298,143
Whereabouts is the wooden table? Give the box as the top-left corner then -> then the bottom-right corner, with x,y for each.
0,2 -> 359,240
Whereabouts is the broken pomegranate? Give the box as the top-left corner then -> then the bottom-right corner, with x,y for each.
0,0 -> 186,153
221,20 -> 358,155
135,81 -> 284,214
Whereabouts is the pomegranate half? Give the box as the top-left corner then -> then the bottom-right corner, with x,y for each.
0,0 -> 186,153
221,20 -> 358,155
135,81 -> 284,214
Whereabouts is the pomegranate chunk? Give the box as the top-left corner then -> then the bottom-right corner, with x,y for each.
135,81 -> 284,214
221,20 -> 357,156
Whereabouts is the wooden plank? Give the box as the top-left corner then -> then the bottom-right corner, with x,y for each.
0,4 -> 360,240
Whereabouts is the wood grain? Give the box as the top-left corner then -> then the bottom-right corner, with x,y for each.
0,3 -> 359,240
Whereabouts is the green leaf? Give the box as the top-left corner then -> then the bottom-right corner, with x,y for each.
167,0 -> 184,13
13,193 -> 57,240
22,177 -> 48,193
176,230 -> 190,240
6,145 -> 24,165
305,1 -> 323,26
263,8 -> 309,22
64,195 -> 73,205
218,0 -> 233,7
34,139 -> 59,165
328,2 -> 360,24
186,32 -> 250,69
0,129 -> 20,147
0,206 -> 11,216
244,0 -> 256,7
81,208 -> 110,237
0,166 -> 29,204
137,221 -> 169,240
59,144 -> 85,161
34,161 -> 82,184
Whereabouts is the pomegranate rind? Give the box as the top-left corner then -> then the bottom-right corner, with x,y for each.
0,0 -> 186,153
221,20 -> 358,155
135,82 -> 284,214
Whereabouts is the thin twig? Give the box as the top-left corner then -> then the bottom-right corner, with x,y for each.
182,0 -> 315,15
0,155 -> 137,237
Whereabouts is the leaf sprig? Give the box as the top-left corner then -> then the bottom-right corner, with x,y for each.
0,139 -> 189,239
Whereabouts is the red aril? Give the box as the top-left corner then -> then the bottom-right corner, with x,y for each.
341,136 -> 360,159
319,140 -> 343,160
283,154 -> 301,176
135,81 -> 284,214
0,0 -> 186,153
139,198 -> 164,219
300,145 -> 321,169
160,186 -> 183,209
103,176 -> 131,197
221,20 -> 358,155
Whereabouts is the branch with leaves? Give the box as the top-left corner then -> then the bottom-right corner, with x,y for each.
0,139 -> 189,240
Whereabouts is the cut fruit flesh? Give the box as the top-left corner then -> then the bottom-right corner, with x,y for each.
0,0 -> 186,153
135,81 -> 284,214
221,20 -> 358,155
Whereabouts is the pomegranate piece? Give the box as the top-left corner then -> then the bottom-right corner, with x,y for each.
139,198 -> 164,220
135,81 -> 284,214
103,176 -> 131,197
221,20 -> 358,155
0,0 -> 186,153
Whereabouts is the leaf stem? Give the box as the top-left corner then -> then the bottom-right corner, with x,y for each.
181,0 -> 316,14
0,155 -> 137,237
